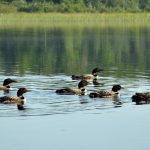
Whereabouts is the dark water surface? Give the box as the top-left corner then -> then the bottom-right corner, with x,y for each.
0,26 -> 150,150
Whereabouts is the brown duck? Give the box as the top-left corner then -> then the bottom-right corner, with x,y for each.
89,85 -> 123,98
56,80 -> 88,95
0,88 -> 30,106
132,92 -> 150,104
72,67 -> 103,81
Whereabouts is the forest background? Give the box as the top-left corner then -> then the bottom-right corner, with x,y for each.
0,0 -> 150,13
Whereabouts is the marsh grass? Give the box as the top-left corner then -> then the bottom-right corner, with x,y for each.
0,13 -> 150,29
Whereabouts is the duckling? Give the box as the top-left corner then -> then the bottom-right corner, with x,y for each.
89,84 -> 123,98
0,78 -> 17,92
132,92 -> 150,105
56,80 -> 88,95
0,88 -> 30,104
72,67 -> 103,81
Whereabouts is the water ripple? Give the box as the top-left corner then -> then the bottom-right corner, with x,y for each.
0,71 -> 150,117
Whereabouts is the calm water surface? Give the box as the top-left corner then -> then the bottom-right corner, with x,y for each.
0,26 -> 150,150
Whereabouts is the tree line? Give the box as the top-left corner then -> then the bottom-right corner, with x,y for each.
0,0 -> 150,13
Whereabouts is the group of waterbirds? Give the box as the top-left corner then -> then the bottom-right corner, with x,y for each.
57,67 -> 150,105
0,78 -> 30,110
0,67 -> 149,110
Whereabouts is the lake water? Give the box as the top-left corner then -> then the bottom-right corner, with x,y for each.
0,26 -> 150,150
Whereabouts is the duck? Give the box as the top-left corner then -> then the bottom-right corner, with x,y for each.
89,84 -> 123,98
56,80 -> 88,95
132,92 -> 150,105
0,88 -> 30,105
0,78 -> 17,92
72,67 -> 103,81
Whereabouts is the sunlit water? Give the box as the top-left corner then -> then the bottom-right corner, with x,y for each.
0,26 -> 150,150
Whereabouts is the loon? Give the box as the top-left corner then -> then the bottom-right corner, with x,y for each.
0,88 -> 30,105
56,80 -> 88,95
72,67 -> 103,81
89,85 -> 123,98
132,92 -> 150,105
0,78 -> 17,92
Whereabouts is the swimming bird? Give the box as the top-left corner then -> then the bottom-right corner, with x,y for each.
89,84 -> 123,98
132,92 -> 150,105
0,78 -> 17,92
56,80 -> 88,95
0,88 -> 30,105
72,67 -> 103,81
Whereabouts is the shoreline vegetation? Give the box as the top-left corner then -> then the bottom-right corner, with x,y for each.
0,13 -> 150,28
1,0 -> 150,13
0,0 -> 150,28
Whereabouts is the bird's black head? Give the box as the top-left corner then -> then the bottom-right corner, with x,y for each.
112,85 -> 123,92
17,88 -> 30,97
78,80 -> 88,89
92,67 -> 103,75
3,78 -> 17,86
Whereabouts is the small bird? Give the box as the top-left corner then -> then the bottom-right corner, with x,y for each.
89,84 -> 123,98
72,67 -> 103,81
0,88 -> 30,105
0,78 -> 17,92
56,80 -> 88,95
132,92 -> 150,105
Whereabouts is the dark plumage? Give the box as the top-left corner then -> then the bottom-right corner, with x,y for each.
92,79 -> 102,86
3,78 -> 17,86
17,101 -> 25,110
89,92 -> 100,98
72,67 -> 103,81
0,78 -> 17,92
89,84 -> 123,98
56,80 -> 88,95
132,92 -> 150,105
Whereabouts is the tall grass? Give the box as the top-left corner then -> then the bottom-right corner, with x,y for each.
0,13 -> 150,28
0,3 -> 17,13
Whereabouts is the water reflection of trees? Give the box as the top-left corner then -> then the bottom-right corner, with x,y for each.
0,27 -> 150,76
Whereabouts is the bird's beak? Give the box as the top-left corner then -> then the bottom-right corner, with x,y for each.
12,79 -> 18,83
26,89 -> 31,92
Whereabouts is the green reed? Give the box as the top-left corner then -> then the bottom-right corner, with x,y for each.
0,13 -> 150,29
